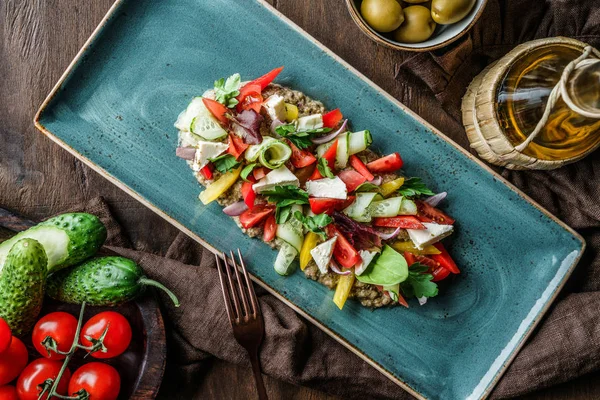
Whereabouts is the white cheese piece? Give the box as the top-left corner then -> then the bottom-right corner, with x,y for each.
297,114 -> 323,131
252,165 -> 300,193
407,222 -> 454,250
310,236 -> 338,274
263,94 -> 287,122
355,250 -> 378,276
192,141 -> 229,172
305,177 -> 347,199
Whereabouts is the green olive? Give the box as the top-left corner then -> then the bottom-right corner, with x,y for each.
393,5 -> 436,43
360,0 -> 404,33
431,0 -> 476,25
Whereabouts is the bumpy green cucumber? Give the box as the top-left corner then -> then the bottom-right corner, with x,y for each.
0,213 -> 107,274
0,238 -> 48,335
46,256 -> 179,307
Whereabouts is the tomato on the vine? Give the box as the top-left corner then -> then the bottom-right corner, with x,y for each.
80,312 -> 132,359
0,336 -> 28,386
0,318 -> 11,355
16,358 -> 71,400
68,362 -> 121,400
0,385 -> 18,400
32,312 -> 78,360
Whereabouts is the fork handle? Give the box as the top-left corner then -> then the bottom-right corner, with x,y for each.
248,349 -> 268,400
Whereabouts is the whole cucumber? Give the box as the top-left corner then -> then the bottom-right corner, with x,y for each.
0,238 -> 48,335
0,213 -> 107,274
46,256 -> 180,307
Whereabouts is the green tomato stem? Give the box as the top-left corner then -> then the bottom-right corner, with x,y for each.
139,277 -> 181,307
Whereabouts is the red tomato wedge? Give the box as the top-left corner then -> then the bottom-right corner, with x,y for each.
239,204 -> 274,229
227,134 -> 249,159
326,225 -> 361,268
263,214 -> 277,242
322,109 -> 343,128
337,170 -> 366,192
236,85 -> 263,113
241,181 -> 256,210
431,266 -> 451,282
416,200 -> 455,225
414,254 -> 439,270
310,139 -> 339,180
366,153 -> 403,173
349,155 -> 374,181
309,197 -> 354,215
288,141 -> 316,168
200,164 -> 213,180
430,243 -> 460,274
253,167 -> 268,181
373,216 -> 425,230
201,98 -> 229,125
403,251 -> 417,266
247,66 -> 284,90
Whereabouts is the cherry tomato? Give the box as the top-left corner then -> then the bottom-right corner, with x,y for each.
326,225 -> 361,268
227,134 -> 249,159
202,98 -> 229,125
238,204 -> 275,229
68,363 -> 120,400
366,153 -> 403,173
373,216 -> 425,230
416,200 -> 455,225
287,141 -> 316,169
263,214 -> 277,242
337,170 -> 366,192
430,243 -> 460,274
32,312 -> 78,360
0,318 -> 11,355
322,108 -> 343,128
241,181 -> 256,210
0,385 -> 18,400
0,337 -> 28,386
349,155 -> 374,181
16,359 -> 70,400
80,312 -> 132,359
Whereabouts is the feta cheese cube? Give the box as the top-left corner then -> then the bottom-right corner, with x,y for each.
297,114 -> 323,131
310,236 -> 338,274
305,177 -> 347,199
263,94 -> 287,122
407,223 -> 454,250
355,250 -> 378,276
192,141 -> 229,171
252,165 -> 300,193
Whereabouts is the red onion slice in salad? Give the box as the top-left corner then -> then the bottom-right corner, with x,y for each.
330,259 -> 352,275
223,201 -> 248,216
374,227 -> 402,240
368,176 -> 383,186
424,192 -> 447,207
176,147 -> 196,160
311,119 -> 348,144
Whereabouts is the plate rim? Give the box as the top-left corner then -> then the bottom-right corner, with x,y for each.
32,1 -> 586,399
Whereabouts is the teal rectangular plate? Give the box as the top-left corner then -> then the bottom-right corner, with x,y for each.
35,1 -> 585,399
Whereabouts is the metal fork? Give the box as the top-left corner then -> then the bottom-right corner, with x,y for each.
216,250 -> 268,400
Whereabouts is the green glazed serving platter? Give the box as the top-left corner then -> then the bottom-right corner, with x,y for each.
35,1 -> 585,399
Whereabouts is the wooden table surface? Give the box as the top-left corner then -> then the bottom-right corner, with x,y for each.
1,0 -> 599,398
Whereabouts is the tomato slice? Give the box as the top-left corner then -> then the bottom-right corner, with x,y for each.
227,134 -> 249,159
288,140 -> 316,168
431,266 -> 451,282
202,98 -> 229,125
239,204 -> 274,229
366,153 -> 403,173
373,216 -> 425,229
430,243 -> 460,274
349,155 -> 375,181
200,164 -> 213,180
326,225 -> 361,268
416,200 -> 455,225
241,182 -> 256,210
236,84 -> 263,113
247,66 -> 284,90
253,167 -> 268,181
263,214 -> 277,242
322,109 -> 343,128
337,170 -> 366,192
308,198 -> 346,215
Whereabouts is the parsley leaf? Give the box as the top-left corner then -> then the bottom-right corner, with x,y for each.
261,185 -> 309,224
317,158 -> 334,178
240,163 -> 258,182
275,124 -> 332,149
214,73 -> 241,108
294,211 -> 332,239
209,154 -> 241,173
400,263 -> 438,298
355,182 -> 381,193
397,177 -> 435,198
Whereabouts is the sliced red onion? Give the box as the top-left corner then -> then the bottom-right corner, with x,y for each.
311,119 -> 348,144
424,192 -> 447,207
223,201 -> 248,216
375,227 -> 402,241
417,297 -> 428,306
176,147 -> 196,160
330,259 -> 352,275
368,176 -> 382,186
270,119 -> 286,134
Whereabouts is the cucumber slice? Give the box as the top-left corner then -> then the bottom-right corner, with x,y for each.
348,130 -> 372,155
343,192 -> 378,222
174,97 -> 203,132
274,242 -> 298,276
399,198 -> 418,215
335,133 -> 349,169
245,137 -> 276,162
276,205 -> 304,252
370,197 -> 403,218
259,140 -> 292,169
191,116 -> 228,141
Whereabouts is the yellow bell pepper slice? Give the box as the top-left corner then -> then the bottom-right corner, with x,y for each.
199,166 -> 242,205
380,177 -> 405,197
333,272 -> 355,310
299,232 -> 319,271
285,103 -> 299,122
390,241 -> 441,255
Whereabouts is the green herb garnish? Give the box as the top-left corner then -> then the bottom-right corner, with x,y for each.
355,182 -> 381,193
209,154 -> 241,173
275,124 -> 332,149
293,211 -> 333,239
316,158 -> 334,178
397,177 -> 435,198
400,263 -> 438,298
240,163 -> 258,181
213,73 -> 241,108
261,185 -> 309,224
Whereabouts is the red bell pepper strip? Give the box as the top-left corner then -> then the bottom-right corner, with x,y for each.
430,243 -> 460,274
239,204 -> 274,229
227,134 -> 249,159
246,66 -> 284,91
366,153 -> 403,173
322,109 -> 343,128
200,164 -> 213,180
403,251 -> 417,266
309,139 -> 338,180
202,98 -> 229,125
373,216 -> 426,230
431,266 -> 451,282
349,155 -> 375,181
241,181 -> 256,210
263,214 -> 277,242
288,140 -> 317,168
326,225 -> 362,268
